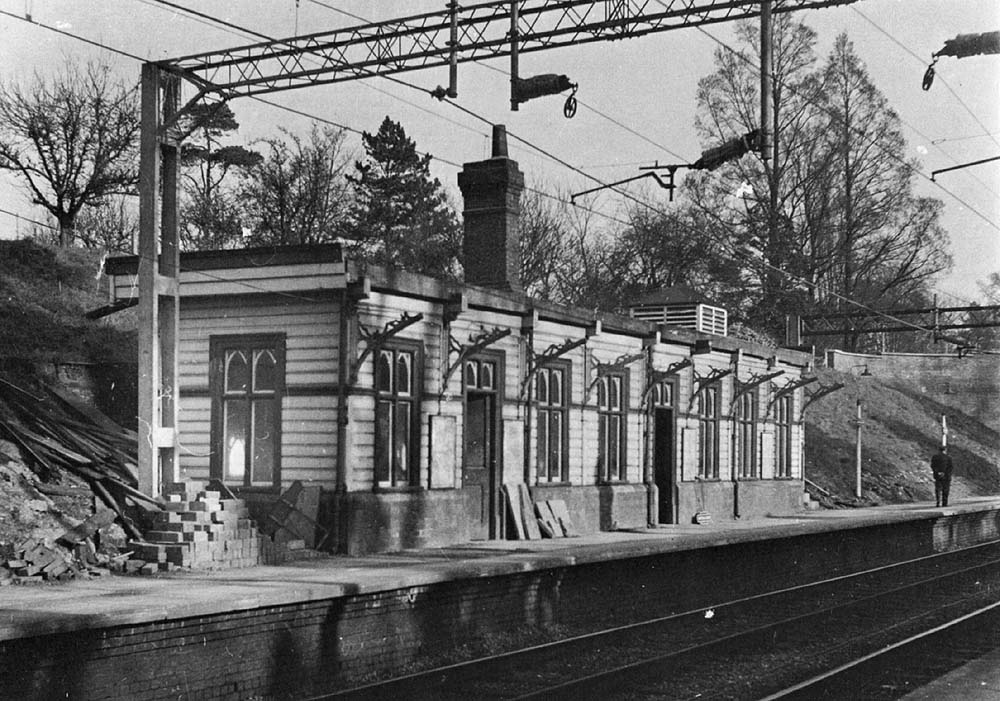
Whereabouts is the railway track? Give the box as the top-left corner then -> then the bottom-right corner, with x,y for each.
762,601 -> 1000,700
316,540 -> 1000,700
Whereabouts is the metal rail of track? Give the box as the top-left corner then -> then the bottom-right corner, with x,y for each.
316,540 -> 1000,700
761,601 -> 1000,700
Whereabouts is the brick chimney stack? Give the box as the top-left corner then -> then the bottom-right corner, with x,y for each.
458,124 -> 524,293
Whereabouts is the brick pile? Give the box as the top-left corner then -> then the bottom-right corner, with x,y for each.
1,537 -> 95,584
125,483 -> 260,574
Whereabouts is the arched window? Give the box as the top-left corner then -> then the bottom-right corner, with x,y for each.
375,343 -> 421,487
696,386 -> 719,479
597,373 -> 627,482
536,363 -> 569,482
733,391 -> 758,479
211,335 -> 285,488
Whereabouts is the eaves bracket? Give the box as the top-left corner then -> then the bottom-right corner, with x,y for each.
443,326 -> 512,390
351,312 -> 423,386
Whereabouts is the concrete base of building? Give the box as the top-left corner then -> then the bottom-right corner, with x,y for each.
676,479 -> 803,524
340,483 -> 651,555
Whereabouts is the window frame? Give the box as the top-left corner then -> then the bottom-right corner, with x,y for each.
596,370 -> 629,483
209,333 -> 286,491
695,384 -> 720,480
535,360 -> 571,484
775,394 -> 794,479
733,390 -> 759,479
649,379 -> 675,411
374,339 -> 423,490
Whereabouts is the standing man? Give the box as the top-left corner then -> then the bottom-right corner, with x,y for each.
931,445 -> 954,507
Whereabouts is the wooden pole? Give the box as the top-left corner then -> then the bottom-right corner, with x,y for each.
159,74 -> 181,491
759,0 -> 772,161
138,64 -> 161,498
510,1 -> 520,111
855,399 -> 863,499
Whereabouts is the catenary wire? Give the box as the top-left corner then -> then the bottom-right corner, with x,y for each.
686,17 -> 1000,230
851,6 -> 1000,153
1,7 -> 984,342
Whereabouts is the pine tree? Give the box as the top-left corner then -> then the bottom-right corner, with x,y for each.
180,103 -> 261,250
346,117 -> 461,278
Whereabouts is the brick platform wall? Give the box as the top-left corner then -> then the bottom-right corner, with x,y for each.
3,508 -> 999,700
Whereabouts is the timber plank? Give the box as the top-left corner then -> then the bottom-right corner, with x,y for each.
517,484 -> 541,540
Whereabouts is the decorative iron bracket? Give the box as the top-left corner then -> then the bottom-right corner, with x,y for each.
799,381 -> 844,420
442,326 -> 511,389
586,351 -> 646,402
351,312 -> 423,386
641,357 -> 692,404
520,337 -> 587,400
766,375 -> 818,417
730,370 -> 784,407
688,367 -> 733,410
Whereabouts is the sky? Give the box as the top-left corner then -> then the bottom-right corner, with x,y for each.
1,0 -> 998,305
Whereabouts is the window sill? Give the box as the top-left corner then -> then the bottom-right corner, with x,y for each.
598,479 -> 630,486
230,485 -> 281,495
374,485 -> 424,494
535,481 -> 572,488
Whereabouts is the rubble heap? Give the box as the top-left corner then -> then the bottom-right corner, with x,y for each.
125,483 -> 260,574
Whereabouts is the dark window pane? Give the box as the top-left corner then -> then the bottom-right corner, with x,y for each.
537,372 -> 549,404
465,361 -> 477,389
375,399 -> 392,482
395,402 -> 411,484
537,409 -> 549,478
224,398 -> 248,480
551,370 -> 563,405
396,352 -> 412,396
550,413 -> 562,477
252,400 -> 275,484
482,362 -> 494,390
609,416 -> 620,477
253,349 -> 277,392
376,351 -> 392,394
225,350 -> 249,393
465,395 -> 486,467
597,379 -> 606,409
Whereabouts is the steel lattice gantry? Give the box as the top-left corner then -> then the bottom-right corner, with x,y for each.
160,0 -> 858,99
138,0 -> 859,496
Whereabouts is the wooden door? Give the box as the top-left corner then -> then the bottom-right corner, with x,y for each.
653,407 -> 675,524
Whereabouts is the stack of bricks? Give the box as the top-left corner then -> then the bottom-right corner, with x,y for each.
126,483 -> 260,574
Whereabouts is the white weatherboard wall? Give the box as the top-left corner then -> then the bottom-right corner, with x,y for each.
176,296 -> 341,489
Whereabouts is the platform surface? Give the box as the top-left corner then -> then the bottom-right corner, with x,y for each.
2,497 -> 998,642
899,647 -> 1000,701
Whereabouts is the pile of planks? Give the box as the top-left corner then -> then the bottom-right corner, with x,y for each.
0,375 -> 156,540
503,484 -> 579,540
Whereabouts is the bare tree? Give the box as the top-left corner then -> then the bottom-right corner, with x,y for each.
519,185 -> 571,300
0,61 -> 139,246
817,35 -> 951,349
74,196 -> 137,253
240,124 -> 352,246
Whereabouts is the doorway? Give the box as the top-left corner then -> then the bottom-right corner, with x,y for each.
463,355 -> 502,540
653,407 -> 675,524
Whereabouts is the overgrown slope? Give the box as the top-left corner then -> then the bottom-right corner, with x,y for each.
0,239 -> 136,364
804,368 -> 1000,506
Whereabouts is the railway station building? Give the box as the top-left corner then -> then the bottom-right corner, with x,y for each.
105,128 -> 813,555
